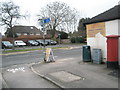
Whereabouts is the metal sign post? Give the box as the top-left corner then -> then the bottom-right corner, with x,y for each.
58,34 -> 61,45
38,17 -> 50,62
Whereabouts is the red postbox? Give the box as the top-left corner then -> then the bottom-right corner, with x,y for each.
106,35 -> 120,69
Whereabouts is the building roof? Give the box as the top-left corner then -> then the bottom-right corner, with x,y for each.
85,5 -> 120,24
13,26 -> 42,34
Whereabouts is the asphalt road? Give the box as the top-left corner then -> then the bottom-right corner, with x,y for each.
2,45 -> 82,68
1,45 -> 83,88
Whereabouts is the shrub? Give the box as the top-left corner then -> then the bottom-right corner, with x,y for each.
71,37 -> 76,43
60,32 -> 68,39
70,37 -> 86,43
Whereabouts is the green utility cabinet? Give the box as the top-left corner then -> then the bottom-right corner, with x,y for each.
82,45 -> 91,62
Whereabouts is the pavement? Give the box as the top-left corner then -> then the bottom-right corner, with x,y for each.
31,57 -> 119,88
0,69 -> 9,89
2,64 -> 60,88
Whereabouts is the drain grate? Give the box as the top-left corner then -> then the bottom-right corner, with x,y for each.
50,71 -> 84,82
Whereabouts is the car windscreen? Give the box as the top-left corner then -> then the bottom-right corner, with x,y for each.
36,40 -> 43,42
15,41 -> 24,43
29,40 -> 35,43
2,41 -> 12,45
45,40 -> 51,41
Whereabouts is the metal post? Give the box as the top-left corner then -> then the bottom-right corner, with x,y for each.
42,23 -> 45,48
38,17 -> 50,62
59,34 -> 60,45
58,34 -> 61,45
42,23 -> 46,62
43,32 -> 45,48
39,29 -> 41,48
12,28 -> 15,50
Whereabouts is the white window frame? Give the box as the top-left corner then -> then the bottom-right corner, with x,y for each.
30,33 -> 34,35
24,33 -> 27,35
36,33 -> 40,35
16,33 -> 21,36
30,27 -> 34,29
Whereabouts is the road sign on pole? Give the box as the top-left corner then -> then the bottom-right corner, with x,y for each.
38,17 -> 51,63
44,18 -> 50,23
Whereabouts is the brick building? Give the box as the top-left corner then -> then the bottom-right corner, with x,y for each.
2,25 -> 51,42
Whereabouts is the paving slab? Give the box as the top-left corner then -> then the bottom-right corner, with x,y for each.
49,71 -> 82,82
32,57 -> 119,88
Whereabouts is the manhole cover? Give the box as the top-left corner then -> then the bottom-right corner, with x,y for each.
50,71 -> 83,82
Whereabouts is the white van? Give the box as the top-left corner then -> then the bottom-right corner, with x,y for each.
14,40 -> 26,47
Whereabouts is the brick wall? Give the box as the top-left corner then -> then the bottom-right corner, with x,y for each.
2,35 -> 51,43
61,39 -> 71,44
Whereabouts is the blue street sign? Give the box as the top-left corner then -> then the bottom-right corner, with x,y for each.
44,18 -> 50,23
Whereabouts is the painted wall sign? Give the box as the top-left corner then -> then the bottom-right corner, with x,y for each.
86,22 -> 106,37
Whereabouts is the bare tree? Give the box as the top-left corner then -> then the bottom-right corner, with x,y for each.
38,1 -> 78,38
0,1 -> 24,37
0,1 -> 25,49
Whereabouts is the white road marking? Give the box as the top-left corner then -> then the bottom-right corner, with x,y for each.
7,67 -> 25,73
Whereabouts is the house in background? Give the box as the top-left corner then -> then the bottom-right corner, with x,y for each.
2,25 -> 51,42
13,25 -> 42,39
85,4 -> 120,67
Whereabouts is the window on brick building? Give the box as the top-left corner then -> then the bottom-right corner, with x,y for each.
30,27 -> 34,29
30,33 -> 34,35
16,33 -> 21,36
24,33 -> 27,35
36,33 -> 40,35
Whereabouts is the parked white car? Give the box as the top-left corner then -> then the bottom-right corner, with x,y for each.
14,40 -> 26,47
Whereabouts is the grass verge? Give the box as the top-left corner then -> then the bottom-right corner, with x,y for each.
3,47 -> 69,53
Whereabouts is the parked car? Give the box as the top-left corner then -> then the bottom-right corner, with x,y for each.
14,40 -> 26,47
46,39 -> 57,45
50,40 -> 57,45
1,41 -> 13,49
26,40 -> 39,46
45,39 -> 51,45
35,40 -> 48,46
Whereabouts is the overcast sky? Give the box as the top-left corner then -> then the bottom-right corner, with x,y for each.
0,0 -> 119,34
